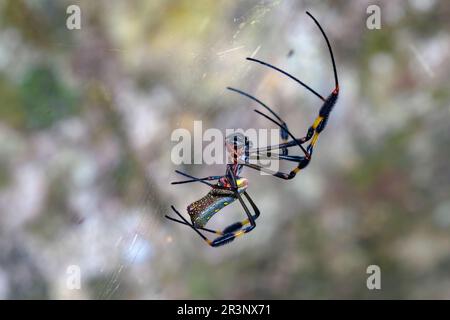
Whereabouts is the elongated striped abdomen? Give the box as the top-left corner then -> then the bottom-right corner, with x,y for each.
187,178 -> 248,228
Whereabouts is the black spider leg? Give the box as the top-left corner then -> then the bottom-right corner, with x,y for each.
245,56 -> 335,147
166,169 -> 227,235
240,159 -> 309,179
170,169 -> 223,187
165,213 -> 223,235
239,91 -> 336,179
227,87 -> 290,155
253,109 -> 309,156
167,168 -> 227,233
246,57 -> 326,102
306,11 -> 339,91
303,10 -> 340,142
227,87 -> 310,179
230,11 -> 339,179
279,11 -> 339,154
242,149 -> 310,178
166,206 -> 213,244
247,153 -> 305,162
238,108 -> 312,179
247,139 -> 300,157
227,87 -> 309,157
246,11 -> 339,147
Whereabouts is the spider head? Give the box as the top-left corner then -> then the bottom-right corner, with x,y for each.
225,132 -> 252,164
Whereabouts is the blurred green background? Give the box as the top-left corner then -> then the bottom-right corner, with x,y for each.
0,0 -> 449,299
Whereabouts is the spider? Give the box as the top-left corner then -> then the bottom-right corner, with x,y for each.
165,11 -> 339,247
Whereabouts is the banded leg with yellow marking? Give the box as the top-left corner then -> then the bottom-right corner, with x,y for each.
226,11 -> 340,182
208,191 -> 259,247
241,116 -> 328,180
238,87 -> 338,180
204,168 -> 260,247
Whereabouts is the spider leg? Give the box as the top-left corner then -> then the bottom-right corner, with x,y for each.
234,97 -> 338,180
228,12 -> 339,182
246,57 -> 326,102
206,169 -> 259,247
227,87 -> 296,157
249,89 -> 338,169
247,139 -> 301,156
248,153 -> 306,162
251,109 -> 289,156
171,176 -> 223,185
240,112 -> 330,180
253,109 -> 309,157
171,170 -> 223,187
296,11 -> 340,146
208,191 -> 260,247
239,152 -> 310,180
244,13 -> 339,99
165,214 -> 223,235
167,206 -> 215,245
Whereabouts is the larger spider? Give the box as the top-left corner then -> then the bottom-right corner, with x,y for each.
165,11 -> 339,247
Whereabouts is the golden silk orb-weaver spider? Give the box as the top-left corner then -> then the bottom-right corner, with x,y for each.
166,11 -> 339,247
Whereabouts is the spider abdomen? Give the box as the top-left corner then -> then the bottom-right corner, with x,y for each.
187,181 -> 247,228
